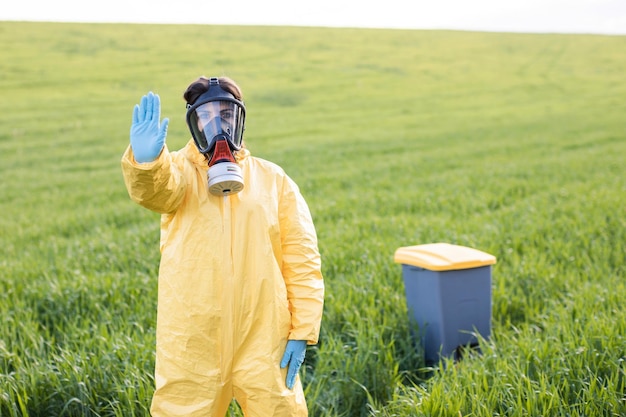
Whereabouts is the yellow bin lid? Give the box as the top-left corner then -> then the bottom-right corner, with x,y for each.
394,243 -> 496,271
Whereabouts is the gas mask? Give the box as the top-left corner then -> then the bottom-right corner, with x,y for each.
186,78 -> 246,196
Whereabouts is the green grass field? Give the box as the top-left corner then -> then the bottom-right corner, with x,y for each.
0,21 -> 624,416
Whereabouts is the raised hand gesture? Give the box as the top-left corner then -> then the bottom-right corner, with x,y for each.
130,92 -> 169,163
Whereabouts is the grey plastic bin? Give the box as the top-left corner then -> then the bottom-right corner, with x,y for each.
394,243 -> 496,363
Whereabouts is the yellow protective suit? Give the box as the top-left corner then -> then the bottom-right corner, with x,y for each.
121,140 -> 324,416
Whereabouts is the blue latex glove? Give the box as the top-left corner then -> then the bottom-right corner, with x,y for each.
130,91 -> 169,163
280,340 -> 307,390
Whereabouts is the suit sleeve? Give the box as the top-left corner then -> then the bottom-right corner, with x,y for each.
279,175 -> 325,345
121,144 -> 187,214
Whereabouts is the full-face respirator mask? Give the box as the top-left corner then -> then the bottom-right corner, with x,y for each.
186,78 -> 246,196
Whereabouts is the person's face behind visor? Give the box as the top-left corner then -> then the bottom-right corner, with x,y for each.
196,101 -> 235,130
189,100 -> 244,154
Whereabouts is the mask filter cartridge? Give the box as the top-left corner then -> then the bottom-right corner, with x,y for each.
208,162 -> 244,196
207,139 -> 244,196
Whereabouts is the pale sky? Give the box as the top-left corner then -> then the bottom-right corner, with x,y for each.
2,0 -> 625,35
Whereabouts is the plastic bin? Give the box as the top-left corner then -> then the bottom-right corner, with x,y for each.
394,243 -> 496,363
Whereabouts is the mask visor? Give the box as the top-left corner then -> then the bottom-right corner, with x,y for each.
188,100 -> 245,154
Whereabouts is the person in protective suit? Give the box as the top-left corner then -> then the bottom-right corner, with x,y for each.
121,76 -> 324,416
